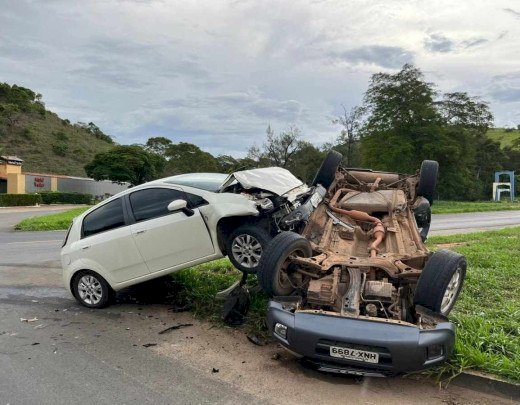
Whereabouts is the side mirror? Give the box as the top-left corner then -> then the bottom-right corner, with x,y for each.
167,199 -> 187,212
167,199 -> 194,216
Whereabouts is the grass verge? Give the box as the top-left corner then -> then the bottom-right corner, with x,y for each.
426,228 -> 519,382
432,200 -> 520,214
15,207 -> 89,231
173,228 -> 520,382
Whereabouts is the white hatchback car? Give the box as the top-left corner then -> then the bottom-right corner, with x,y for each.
61,153 -> 342,308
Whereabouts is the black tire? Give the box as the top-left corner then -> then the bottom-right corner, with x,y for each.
258,231 -> 313,296
226,224 -> 272,274
312,150 -> 343,189
417,160 -> 439,205
72,270 -> 112,309
413,250 -> 466,316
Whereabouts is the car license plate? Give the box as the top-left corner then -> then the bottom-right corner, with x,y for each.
310,191 -> 323,208
330,346 -> 379,363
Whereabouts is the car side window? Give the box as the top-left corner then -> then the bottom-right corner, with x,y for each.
129,188 -> 187,222
82,198 -> 125,238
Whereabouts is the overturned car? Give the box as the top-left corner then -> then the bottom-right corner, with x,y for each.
259,159 -> 467,376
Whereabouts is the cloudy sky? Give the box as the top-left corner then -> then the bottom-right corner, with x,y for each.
1,0 -> 519,156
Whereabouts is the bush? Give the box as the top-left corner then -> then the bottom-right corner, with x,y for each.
0,194 -> 42,206
52,142 -> 68,156
39,192 -> 92,205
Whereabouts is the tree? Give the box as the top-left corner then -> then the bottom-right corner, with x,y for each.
359,64 -> 497,200
332,106 -> 364,166
145,136 -> 172,157
163,142 -> 219,175
248,125 -> 303,168
287,142 -> 325,183
437,92 -> 493,130
85,145 -> 165,186
0,103 -> 21,127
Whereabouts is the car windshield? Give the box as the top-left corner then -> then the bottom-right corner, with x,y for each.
163,173 -> 228,192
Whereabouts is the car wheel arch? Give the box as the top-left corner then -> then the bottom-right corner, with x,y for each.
216,215 -> 270,255
69,268 -> 114,297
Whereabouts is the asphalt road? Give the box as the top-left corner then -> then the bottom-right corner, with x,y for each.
430,210 -> 520,236
0,207 -> 514,404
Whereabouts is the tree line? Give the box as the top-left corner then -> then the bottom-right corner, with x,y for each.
84,64 -> 520,201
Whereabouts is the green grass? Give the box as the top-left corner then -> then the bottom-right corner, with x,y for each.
432,200 -> 520,214
427,228 -> 520,382
486,127 -> 520,149
15,207 -> 89,231
0,110 -> 113,177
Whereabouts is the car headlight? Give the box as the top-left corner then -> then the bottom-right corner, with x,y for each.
274,322 -> 288,339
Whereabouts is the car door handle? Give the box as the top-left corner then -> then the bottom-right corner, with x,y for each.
82,245 -> 91,250
134,229 -> 146,235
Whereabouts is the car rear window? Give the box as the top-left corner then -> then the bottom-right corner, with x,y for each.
82,198 -> 125,238
129,188 -> 187,222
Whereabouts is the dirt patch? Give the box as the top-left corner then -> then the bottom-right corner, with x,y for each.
435,242 -> 468,249
152,310 -> 507,405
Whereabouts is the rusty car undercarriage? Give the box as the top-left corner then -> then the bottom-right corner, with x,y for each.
259,159 -> 467,374
292,167 -> 434,327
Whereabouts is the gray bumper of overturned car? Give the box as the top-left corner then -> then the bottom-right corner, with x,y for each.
267,300 -> 455,376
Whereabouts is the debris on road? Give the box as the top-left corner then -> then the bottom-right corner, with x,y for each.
247,334 -> 266,346
212,368 -> 219,373
143,343 -> 158,348
20,317 -> 38,322
168,305 -> 190,313
158,323 -> 193,334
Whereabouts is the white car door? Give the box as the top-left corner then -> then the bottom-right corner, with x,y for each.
73,198 -> 149,283
128,187 -> 215,273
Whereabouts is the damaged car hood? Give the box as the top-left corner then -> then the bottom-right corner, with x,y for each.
220,167 -> 305,196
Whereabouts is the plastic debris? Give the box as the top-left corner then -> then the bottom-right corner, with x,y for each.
158,323 -> 193,335
20,317 -> 38,322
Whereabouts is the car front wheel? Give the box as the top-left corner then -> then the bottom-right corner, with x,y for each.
413,250 -> 466,316
72,270 -> 112,308
226,224 -> 272,274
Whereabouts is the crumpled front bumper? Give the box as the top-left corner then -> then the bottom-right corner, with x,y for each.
267,300 -> 455,376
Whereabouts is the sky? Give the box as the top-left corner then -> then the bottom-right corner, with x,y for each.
1,0 -> 519,157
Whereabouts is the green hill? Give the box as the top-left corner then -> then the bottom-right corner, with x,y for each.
487,127 -> 520,150
0,83 -> 114,177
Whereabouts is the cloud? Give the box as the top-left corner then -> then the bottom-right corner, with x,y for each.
424,34 -> 454,53
329,46 -> 414,69
0,0 -> 518,153
424,33 -> 488,53
503,8 -> 520,19
488,73 -> 520,102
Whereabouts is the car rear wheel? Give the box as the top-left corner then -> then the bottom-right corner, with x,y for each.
72,270 -> 112,309
259,231 -> 313,296
413,250 -> 466,316
312,150 -> 343,189
226,224 -> 272,274
417,160 -> 439,205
